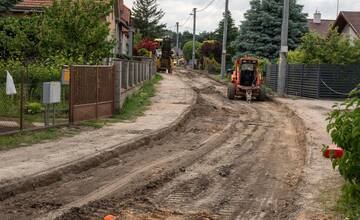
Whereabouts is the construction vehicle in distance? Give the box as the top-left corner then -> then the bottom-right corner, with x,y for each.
155,37 -> 174,73
227,56 -> 266,102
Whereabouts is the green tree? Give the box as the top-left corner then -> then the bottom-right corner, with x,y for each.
233,0 -> 308,60
132,0 -> 166,39
288,29 -> 360,64
0,16 -> 40,61
0,0 -> 21,13
198,31 -> 216,42
182,41 -> 201,61
39,0 -> 114,63
327,85 -> 360,219
180,31 -> 194,48
215,11 -> 238,57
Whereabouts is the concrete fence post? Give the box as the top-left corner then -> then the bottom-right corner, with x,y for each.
138,62 -> 141,84
125,61 -> 129,89
135,62 -> 139,84
139,62 -> 142,83
141,62 -> 144,82
131,62 -> 135,87
142,62 -> 145,82
121,61 -> 127,90
114,61 -> 122,112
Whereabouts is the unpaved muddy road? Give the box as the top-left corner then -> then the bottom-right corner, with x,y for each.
0,70 -> 306,220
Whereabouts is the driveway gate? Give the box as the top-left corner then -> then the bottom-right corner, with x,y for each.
70,65 -> 115,123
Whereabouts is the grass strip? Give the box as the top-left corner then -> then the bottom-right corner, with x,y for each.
0,128 -> 79,151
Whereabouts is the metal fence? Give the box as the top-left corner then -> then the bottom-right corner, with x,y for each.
70,65 -> 115,123
0,74 -> 69,135
266,64 -> 360,99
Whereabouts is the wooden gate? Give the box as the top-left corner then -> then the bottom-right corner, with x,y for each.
70,65 -> 115,123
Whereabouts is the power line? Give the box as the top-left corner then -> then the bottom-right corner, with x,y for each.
180,14 -> 192,27
196,0 -> 224,32
198,0 -> 217,12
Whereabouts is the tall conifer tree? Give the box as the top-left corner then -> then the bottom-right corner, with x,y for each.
232,0 -> 308,60
132,0 -> 166,38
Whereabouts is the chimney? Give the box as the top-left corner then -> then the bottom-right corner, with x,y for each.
313,10 -> 321,24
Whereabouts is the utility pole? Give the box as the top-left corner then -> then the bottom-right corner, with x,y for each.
221,0 -> 229,79
277,0 -> 289,96
176,22 -> 179,66
192,8 -> 197,69
336,0 -> 340,16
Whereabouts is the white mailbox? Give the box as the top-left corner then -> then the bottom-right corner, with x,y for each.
43,81 -> 61,104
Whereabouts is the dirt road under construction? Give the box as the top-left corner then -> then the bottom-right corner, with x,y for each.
1,70 -> 307,220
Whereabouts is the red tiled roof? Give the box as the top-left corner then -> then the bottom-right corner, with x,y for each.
307,19 -> 335,37
12,0 -> 52,11
334,11 -> 360,36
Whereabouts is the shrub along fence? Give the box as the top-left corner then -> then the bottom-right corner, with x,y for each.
266,64 -> 360,99
0,69 -> 69,135
0,58 -> 157,134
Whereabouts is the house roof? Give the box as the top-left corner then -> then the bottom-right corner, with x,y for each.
307,19 -> 335,37
334,11 -> 360,36
11,0 -> 51,12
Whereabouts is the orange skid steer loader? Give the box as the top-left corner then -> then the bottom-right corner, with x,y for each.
227,56 -> 266,102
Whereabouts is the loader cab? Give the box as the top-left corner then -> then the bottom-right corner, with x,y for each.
240,60 -> 257,87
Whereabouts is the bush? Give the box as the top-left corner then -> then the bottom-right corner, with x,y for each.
201,40 -> 222,63
203,57 -> 220,74
327,84 -> 360,218
258,58 -> 270,76
0,16 -> 41,61
134,39 -> 158,55
182,41 -> 202,61
26,102 -> 44,115
0,60 -> 61,84
138,48 -> 152,58
288,29 -> 360,64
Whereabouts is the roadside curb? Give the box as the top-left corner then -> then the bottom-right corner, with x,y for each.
0,79 -> 198,201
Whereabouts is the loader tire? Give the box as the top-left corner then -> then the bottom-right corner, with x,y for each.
259,86 -> 267,101
227,84 -> 235,100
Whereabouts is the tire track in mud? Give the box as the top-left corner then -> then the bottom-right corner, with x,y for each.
84,71 -> 305,220
0,70 -> 306,220
0,72 -> 244,220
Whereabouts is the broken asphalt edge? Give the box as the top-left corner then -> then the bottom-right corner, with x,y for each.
0,81 -> 198,201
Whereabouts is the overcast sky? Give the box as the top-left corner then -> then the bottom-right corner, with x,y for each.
124,0 -> 360,32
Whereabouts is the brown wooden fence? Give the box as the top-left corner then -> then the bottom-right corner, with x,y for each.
70,65 -> 115,123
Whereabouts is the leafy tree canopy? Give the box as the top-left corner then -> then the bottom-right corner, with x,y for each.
39,0 -> 114,64
0,16 -> 41,62
132,0 -> 166,39
182,41 -> 202,61
233,0 -> 308,60
201,40 -> 222,63
198,31 -> 216,42
288,29 -> 360,64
